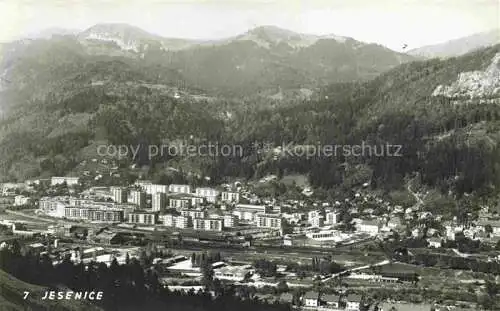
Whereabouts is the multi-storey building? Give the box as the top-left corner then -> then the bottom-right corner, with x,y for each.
110,187 -> 128,203
159,214 -> 191,228
195,187 -> 219,203
159,214 -> 175,227
221,191 -> 240,203
129,190 -> 146,208
205,218 -> 223,231
128,212 -> 157,225
325,209 -> 339,225
190,196 -> 205,206
356,219 -> 380,234
39,197 -> 67,217
135,181 -> 168,195
308,210 -> 325,227
193,218 -> 205,230
0,182 -> 26,196
174,215 -> 190,228
256,214 -> 282,229
63,207 -> 123,222
169,197 -> 191,210
233,204 -> 271,222
14,195 -> 31,206
193,217 -> 223,231
152,193 -> 167,212
51,177 -> 79,186
223,214 -> 238,228
181,208 -> 207,219
168,184 -> 191,194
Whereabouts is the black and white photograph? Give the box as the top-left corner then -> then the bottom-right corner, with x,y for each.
0,0 -> 499,310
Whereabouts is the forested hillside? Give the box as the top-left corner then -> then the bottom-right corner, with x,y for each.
1,27 -> 500,201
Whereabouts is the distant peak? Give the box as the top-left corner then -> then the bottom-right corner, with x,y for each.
83,23 -> 151,34
245,25 -> 301,39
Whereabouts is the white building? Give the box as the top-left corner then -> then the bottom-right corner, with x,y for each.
174,215 -> 190,229
159,214 -> 191,228
128,212 -> 157,225
306,229 -> 349,242
135,182 -> 167,195
213,265 -> 254,281
193,218 -> 223,231
356,220 -> 380,235
159,214 -> 175,227
195,187 -> 219,203
181,208 -> 207,219
221,191 -> 240,203
427,237 -> 442,248
169,198 -> 191,210
477,220 -> 500,236
129,190 -> 146,208
256,214 -> 282,230
168,184 -> 191,194
14,195 -> 30,206
325,209 -> 339,225
152,193 -> 167,212
223,214 -> 238,228
51,177 -> 79,186
39,197 -> 67,217
303,291 -> 319,307
110,187 -> 128,203
233,204 -> 270,222
346,294 -> 362,311
308,210 -> 325,227
190,196 -> 205,206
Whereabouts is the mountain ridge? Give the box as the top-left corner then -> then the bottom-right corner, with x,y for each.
408,29 -> 500,59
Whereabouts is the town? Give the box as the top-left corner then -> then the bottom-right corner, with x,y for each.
1,171 -> 499,311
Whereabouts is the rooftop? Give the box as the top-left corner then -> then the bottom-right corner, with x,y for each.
347,294 -> 362,303
320,293 -> 340,303
303,291 -> 319,300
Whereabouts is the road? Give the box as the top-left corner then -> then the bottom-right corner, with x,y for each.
407,183 -> 424,210
321,259 -> 391,282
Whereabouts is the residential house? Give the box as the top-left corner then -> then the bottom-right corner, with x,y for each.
279,292 -> 293,305
427,237 -> 442,248
303,291 -> 319,307
320,293 -> 340,308
346,294 -> 362,311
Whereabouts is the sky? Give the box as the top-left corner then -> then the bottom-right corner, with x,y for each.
0,0 -> 498,51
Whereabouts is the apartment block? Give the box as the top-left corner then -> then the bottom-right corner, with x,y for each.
110,186 -> 128,203
221,191 -> 240,203
152,193 -> 167,212
168,184 -> 191,194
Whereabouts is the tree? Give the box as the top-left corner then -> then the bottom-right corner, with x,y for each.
485,224 -> 493,235
276,280 -> 288,292
191,252 -> 196,265
201,261 -> 214,290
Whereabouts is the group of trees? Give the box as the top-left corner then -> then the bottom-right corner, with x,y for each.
311,256 -> 343,275
399,250 -> 500,275
3,33 -> 500,208
0,243 -> 292,311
